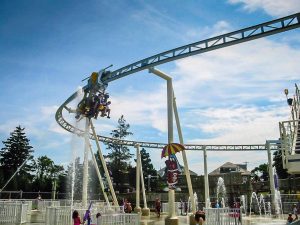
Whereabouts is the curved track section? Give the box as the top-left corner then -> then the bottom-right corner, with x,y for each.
55,96 -> 275,151
55,13 -> 300,152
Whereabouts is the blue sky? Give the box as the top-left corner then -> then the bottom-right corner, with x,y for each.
1,0 -> 300,175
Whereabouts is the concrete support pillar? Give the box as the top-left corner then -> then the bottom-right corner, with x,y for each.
203,147 -> 210,208
90,121 -> 119,206
267,141 -> 276,214
82,118 -> 90,207
149,67 -> 178,224
135,144 -> 141,213
88,144 -> 110,205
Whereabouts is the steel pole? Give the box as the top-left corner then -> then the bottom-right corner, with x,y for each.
82,118 -> 90,207
267,141 -> 276,214
90,121 -> 118,206
203,146 -> 210,208
88,143 -> 110,205
135,144 -> 141,210
173,92 -> 196,212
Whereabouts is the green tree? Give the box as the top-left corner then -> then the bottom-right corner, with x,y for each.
251,163 -> 269,181
32,156 -> 65,192
0,126 -> 34,191
140,148 -> 158,191
105,115 -> 133,192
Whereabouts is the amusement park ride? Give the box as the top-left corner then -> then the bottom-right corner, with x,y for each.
55,12 -> 300,219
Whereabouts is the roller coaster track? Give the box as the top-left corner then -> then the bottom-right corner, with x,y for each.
55,13 -> 300,151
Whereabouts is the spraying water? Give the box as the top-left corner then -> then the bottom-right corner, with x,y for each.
250,192 -> 261,216
216,177 -> 226,207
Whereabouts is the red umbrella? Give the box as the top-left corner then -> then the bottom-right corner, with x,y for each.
161,143 -> 185,158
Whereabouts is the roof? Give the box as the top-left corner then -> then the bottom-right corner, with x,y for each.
209,162 -> 251,176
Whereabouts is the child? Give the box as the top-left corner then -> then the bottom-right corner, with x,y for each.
195,210 -> 205,225
72,210 -> 82,225
287,213 -> 293,224
155,198 -> 161,218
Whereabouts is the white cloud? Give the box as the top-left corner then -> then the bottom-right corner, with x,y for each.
227,0 -> 300,17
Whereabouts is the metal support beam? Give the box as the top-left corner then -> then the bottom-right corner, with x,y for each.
266,141 -> 276,214
150,67 -> 196,213
82,118 -> 90,207
90,121 -> 119,206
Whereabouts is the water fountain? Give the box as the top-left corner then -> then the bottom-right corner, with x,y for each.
240,195 -> 247,214
259,194 -> 267,216
193,192 -> 198,211
216,177 -> 227,207
250,192 -> 261,216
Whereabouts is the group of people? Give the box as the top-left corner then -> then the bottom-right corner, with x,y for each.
75,91 -> 111,121
72,210 -> 101,225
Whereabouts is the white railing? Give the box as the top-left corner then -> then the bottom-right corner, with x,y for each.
97,213 -> 140,225
45,205 -> 125,225
0,202 -> 28,224
204,208 -> 242,225
0,200 -> 32,214
162,202 -> 183,215
38,200 -> 60,211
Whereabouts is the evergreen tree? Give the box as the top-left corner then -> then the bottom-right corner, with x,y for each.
105,115 -> 133,191
0,126 -> 34,190
140,148 -> 158,191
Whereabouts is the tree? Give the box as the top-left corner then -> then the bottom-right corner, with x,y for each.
0,126 -> 34,191
105,115 -> 133,192
140,148 -> 158,191
251,163 -> 269,181
32,156 -> 65,192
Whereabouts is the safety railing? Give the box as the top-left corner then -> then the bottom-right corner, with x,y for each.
204,208 -> 242,225
0,202 -> 28,224
45,205 -> 125,225
0,200 -> 32,215
162,202 -> 185,215
37,200 -> 60,211
97,213 -> 140,225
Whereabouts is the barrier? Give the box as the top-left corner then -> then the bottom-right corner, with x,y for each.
162,202 -> 186,215
204,208 -> 242,225
0,202 -> 28,224
97,213 -> 140,225
45,205 -> 125,225
38,200 -> 60,211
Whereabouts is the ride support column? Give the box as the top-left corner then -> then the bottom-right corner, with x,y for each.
82,118 -> 90,207
203,146 -> 210,208
266,141 -> 277,215
134,144 -> 141,213
173,92 -> 196,213
88,143 -> 110,206
90,121 -> 119,206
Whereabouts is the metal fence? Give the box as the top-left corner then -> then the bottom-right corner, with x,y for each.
0,202 -> 28,224
204,208 -> 242,225
97,213 -> 140,225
